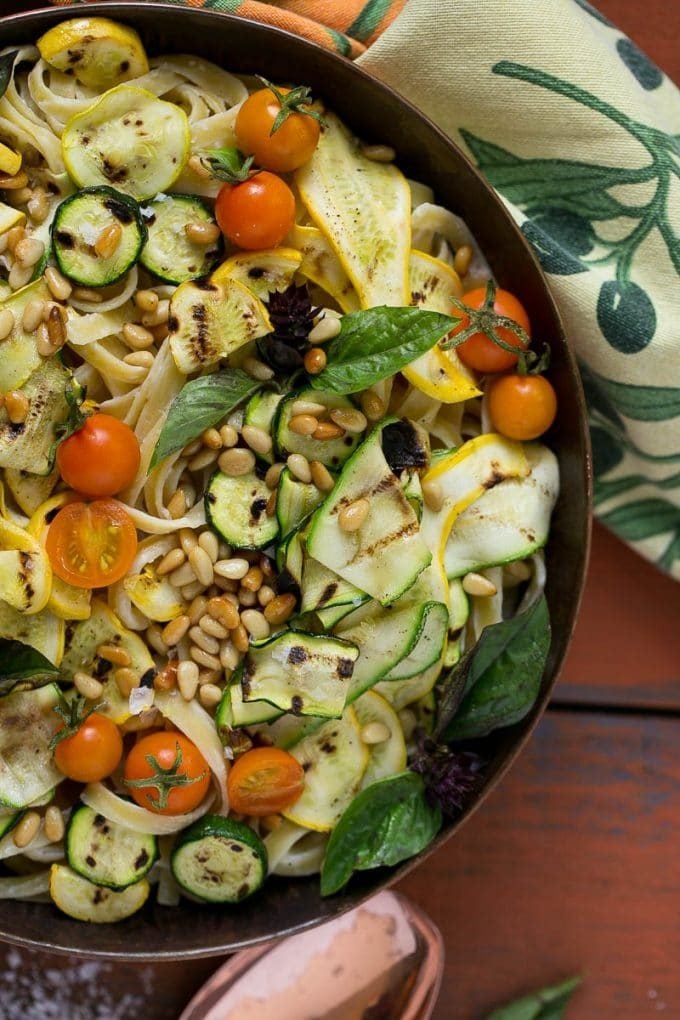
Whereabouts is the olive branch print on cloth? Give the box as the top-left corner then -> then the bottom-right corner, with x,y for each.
462,60 -> 680,579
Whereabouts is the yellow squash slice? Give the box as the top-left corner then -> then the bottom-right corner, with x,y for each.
123,566 -> 184,623
5,467 -> 58,517
50,864 -> 149,923
0,144 -> 21,177
289,224 -> 359,312
0,202 -> 24,238
27,494 -> 91,621
295,112 -> 411,308
353,690 -> 407,790
0,279 -> 51,393
211,248 -> 302,303
0,601 -> 64,666
38,17 -> 149,90
375,659 -> 441,713
0,517 -> 52,614
403,250 -> 481,404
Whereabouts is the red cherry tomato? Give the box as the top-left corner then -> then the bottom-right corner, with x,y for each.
57,413 -> 140,497
236,87 -> 320,172
453,287 -> 531,373
487,373 -> 558,440
45,499 -> 138,589
54,712 -> 123,783
227,746 -> 304,816
214,172 -> 296,250
123,732 -> 211,815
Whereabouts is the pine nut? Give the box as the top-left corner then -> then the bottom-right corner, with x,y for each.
21,298 -> 45,332
207,595 -> 240,629
339,498 -> 370,532
157,547 -> 186,576
46,305 -> 66,349
304,347 -> 327,375
182,580 -> 207,601
219,641 -> 240,671
189,625 -> 220,655
291,399 -> 327,416
422,478 -> 444,512
257,584 -> 275,607
219,424 -> 238,448
361,143 -> 396,162
198,669 -> 221,687
198,683 -> 223,709
241,424 -> 272,456
166,489 -> 187,520
35,322 -> 56,357
240,609 -> 270,640
12,186 -> 32,205
0,171 -> 28,190
238,588 -> 256,607
453,244 -> 473,277
179,528 -> 198,554
141,299 -> 169,327
188,154 -> 212,179
289,414 -> 318,436
154,660 -> 178,691
241,566 -> 263,592
231,623 -> 250,653
360,721 -> 392,744
115,667 -> 138,697
134,289 -> 159,313
309,460 -> 335,492
185,220 -> 221,244
199,614 -> 228,639
123,322 -> 155,350
214,559 -> 249,583
215,576 -> 239,594
505,560 -> 532,582
313,421 -> 343,441
265,463 -> 284,489
198,530 -> 219,563
177,660 -> 199,700
0,308 -> 14,340
45,265 -> 72,301
124,348 -> 154,368
188,594 -> 209,625
218,447 -> 255,476
162,614 -> 191,647
329,407 -> 367,433
95,222 -> 122,259
44,805 -> 64,843
146,624 -> 168,656
260,555 -> 275,579
71,286 -> 103,303
263,593 -> 296,625
14,237 -> 45,268
188,545 -> 214,587
308,315 -> 341,344
190,646 -> 222,671
96,643 -> 131,667
188,446 -> 217,472
6,226 -> 25,255
462,571 -> 498,597
13,811 -> 41,848
243,355 -> 274,381
74,671 -> 103,700
8,262 -> 33,290
287,453 -> 311,483
360,391 -> 385,421
201,427 -> 222,450
5,391 -> 29,424
169,560 -> 198,587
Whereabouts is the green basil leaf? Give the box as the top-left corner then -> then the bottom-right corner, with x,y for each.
443,595 -> 551,741
0,639 -> 59,697
485,976 -> 582,1020
0,51 -> 17,102
150,370 -> 261,469
310,307 -> 456,394
320,771 -> 441,896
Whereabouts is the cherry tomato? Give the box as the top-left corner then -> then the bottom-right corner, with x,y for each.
123,732 -> 211,815
45,499 -> 138,589
487,373 -> 558,440
235,87 -> 320,172
453,287 -> 531,373
56,413 -> 140,498
54,712 -> 123,783
227,746 -> 305,816
215,172 -> 296,250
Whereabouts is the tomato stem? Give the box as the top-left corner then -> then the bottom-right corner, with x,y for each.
441,278 -> 532,356
123,742 -> 207,812
201,147 -> 257,184
50,695 -> 103,751
256,76 -> 327,135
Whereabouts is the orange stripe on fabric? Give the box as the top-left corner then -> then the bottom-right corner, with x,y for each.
229,0 -> 365,55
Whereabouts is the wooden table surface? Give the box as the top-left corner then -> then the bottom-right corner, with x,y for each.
1,2 -> 679,1018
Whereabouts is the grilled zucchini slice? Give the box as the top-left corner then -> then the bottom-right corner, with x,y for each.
52,186 -> 145,287
140,194 -> 222,284
171,816 -> 267,903
274,388 -> 363,470
37,17 -> 149,90
49,863 -> 150,923
66,804 -> 157,890
205,470 -> 279,550
276,467 -> 324,539
0,359 -> 75,476
0,684 -> 63,809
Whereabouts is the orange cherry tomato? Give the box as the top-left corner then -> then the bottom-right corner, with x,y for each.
56,413 -> 141,498
45,499 -> 138,589
236,87 -> 320,172
123,732 -> 211,815
54,712 -> 123,783
453,287 -> 531,373
487,373 -> 558,440
227,746 -> 305,816
215,172 -> 296,250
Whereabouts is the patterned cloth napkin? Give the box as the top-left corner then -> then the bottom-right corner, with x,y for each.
23,1 -> 680,578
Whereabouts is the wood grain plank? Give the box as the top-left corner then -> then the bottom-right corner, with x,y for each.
397,710 -> 680,1019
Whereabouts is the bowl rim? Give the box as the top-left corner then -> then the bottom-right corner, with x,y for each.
0,1 -> 592,960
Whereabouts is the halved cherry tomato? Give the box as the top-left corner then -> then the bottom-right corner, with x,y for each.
54,712 -> 123,783
227,746 -> 304,816
453,287 -> 531,373
236,86 -> 320,172
487,373 -> 558,440
215,171 -> 296,250
57,413 -> 140,497
123,732 -> 211,815
45,499 -> 138,589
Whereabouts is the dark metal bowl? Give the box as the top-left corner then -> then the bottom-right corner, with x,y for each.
0,3 -> 591,960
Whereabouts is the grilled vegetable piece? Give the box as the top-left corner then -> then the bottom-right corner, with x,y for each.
276,467 -> 324,539
167,277 -> 271,374
140,194 -> 222,284
295,112 -> 411,308
0,517 -> 52,614
66,804 -> 157,890
243,390 -> 283,465
0,359 -> 74,476
0,607 -> 64,675
239,629 -> 360,719
299,555 -> 368,619
0,279 -> 51,393
381,601 -> 449,682
49,863 -> 150,923
307,421 -> 431,604
289,223 -> 360,313
62,85 -> 190,201
205,470 -> 279,550
0,201 -> 24,236
52,186 -> 146,287
274,388 -> 363,469
4,467 -> 58,517
171,815 -> 267,903
0,811 -> 21,840
218,681 -> 283,730
37,17 -> 149,89
282,707 -> 368,831
353,690 -> 406,789
0,684 -> 63,808
211,247 -> 302,302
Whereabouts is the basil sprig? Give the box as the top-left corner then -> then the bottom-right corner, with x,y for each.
0,638 -> 59,697
0,51 -> 17,103
310,306 -> 457,394
150,370 -> 261,469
